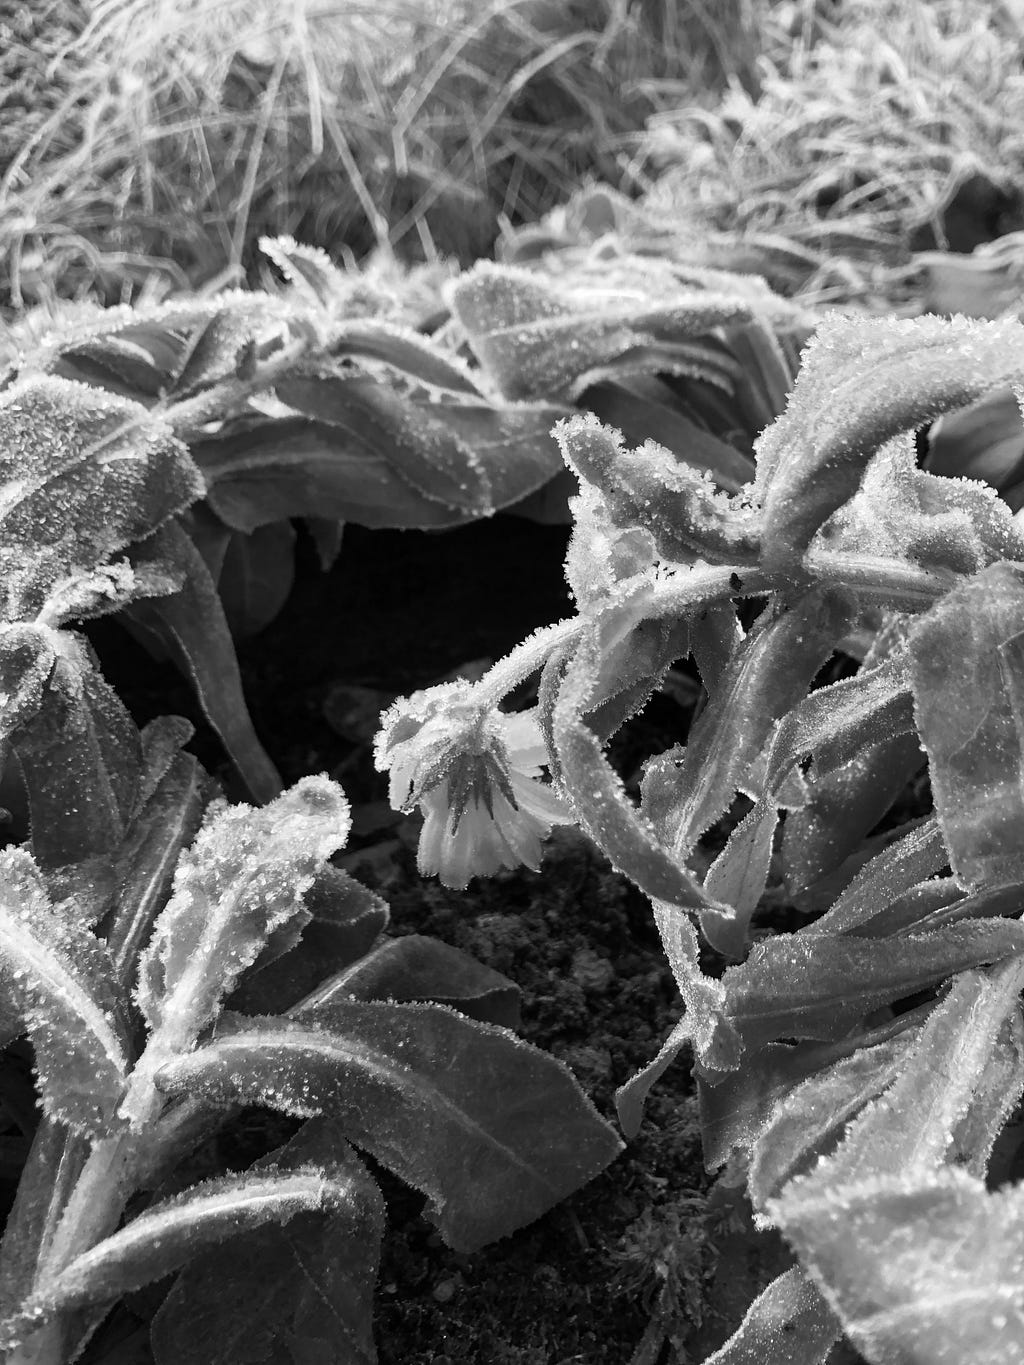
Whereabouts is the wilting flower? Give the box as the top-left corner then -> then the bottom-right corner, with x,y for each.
374,683 -> 571,889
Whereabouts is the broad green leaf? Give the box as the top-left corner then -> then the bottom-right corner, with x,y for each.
132,776 -> 351,1085
448,260 -> 760,402
156,1000 -> 624,1253
768,1168 -> 1024,1365
702,1267 -> 840,1365
753,313 -> 1024,568
0,624 -> 144,871
0,847 -> 129,1137
1,1166 -> 358,1348
0,374 -> 204,623
151,1118 -> 383,1365
909,561 -> 1024,887
123,519 -> 281,803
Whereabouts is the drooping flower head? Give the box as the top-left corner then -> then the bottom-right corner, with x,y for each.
374,682 -> 571,890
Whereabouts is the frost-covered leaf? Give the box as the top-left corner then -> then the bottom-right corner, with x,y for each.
448,260 -> 760,402
330,319 -> 482,395
0,624 -> 144,870
300,933 -> 522,1029
555,412 -> 761,565
702,1267 -> 840,1365
802,818 -> 948,939
194,387 -> 564,532
697,1012 -> 927,1173
260,235 -> 351,314
800,958 -> 1024,1189
747,1039 -> 911,1215
133,776 -> 351,1077
122,519 -> 281,802
926,385 -> 1024,511
151,1118 -> 383,1365
2,1165 -> 358,1349
99,743 -> 215,989
702,800 -> 780,959
0,847 -> 129,1137
720,920 -> 1024,1051
909,561 -> 1024,888
645,588 -> 853,858
226,864 -> 389,1017
553,629 -> 722,915
616,907 -> 739,1138
0,374 -> 204,623
754,313 -> 1024,569
583,378 -> 756,493
768,1168 -> 1024,1365
156,999 -> 624,1253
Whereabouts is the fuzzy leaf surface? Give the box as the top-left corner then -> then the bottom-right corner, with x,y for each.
134,776 -> 351,1060
0,848 -> 128,1136
151,1118 -> 383,1365
0,374 -> 203,623
155,999 -> 623,1253
448,261 -> 762,402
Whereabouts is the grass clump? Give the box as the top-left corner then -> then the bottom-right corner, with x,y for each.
641,0 -> 1024,266
0,0 -> 767,311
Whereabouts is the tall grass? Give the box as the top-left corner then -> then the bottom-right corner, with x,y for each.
0,0 -> 766,310
642,0 -> 1024,262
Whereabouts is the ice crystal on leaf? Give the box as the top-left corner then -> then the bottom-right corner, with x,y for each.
374,686 -> 570,889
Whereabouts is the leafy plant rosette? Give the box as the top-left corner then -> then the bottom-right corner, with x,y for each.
372,309 -> 1024,1363
0,734 -> 622,1363
0,232 -> 804,828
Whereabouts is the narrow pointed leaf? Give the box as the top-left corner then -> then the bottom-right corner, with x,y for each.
123,519 -> 281,802
651,589 -> 853,856
156,1000 -> 623,1253
3,1167 -> 357,1347
151,1118 -> 383,1365
0,847 -> 129,1136
0,624 -> 144,870
909,561 -> 1024,888
721,920 -> 1024,1050
703,1267 -> 840,1365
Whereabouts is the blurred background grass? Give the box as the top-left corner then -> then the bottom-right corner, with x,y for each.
2,0 -> 1024,314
